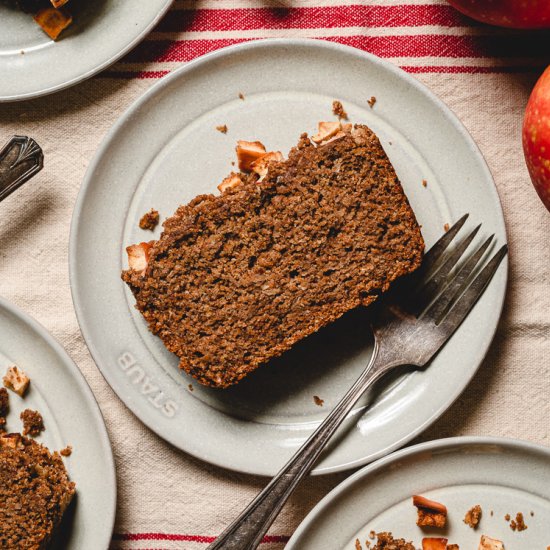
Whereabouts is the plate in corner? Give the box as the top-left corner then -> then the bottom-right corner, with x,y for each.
0,297 -> 116,549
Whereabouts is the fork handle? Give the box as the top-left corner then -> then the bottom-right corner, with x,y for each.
207,341 -> 388,550
0,136 -> 44,202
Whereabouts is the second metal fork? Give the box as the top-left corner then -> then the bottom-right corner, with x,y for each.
208,214 -> 508,550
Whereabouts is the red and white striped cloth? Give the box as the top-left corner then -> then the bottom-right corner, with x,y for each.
107,0 -> 547,80
1,2 -> 546,549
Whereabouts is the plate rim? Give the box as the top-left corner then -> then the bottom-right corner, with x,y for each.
0,296 -> 117,549
69,37 -> 509,476
286,436 -> 550,548
0,0 -> 174,102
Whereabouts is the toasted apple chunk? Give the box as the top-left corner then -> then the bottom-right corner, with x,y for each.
479,535 -> 504,550
3,366 -> 30,397
34,7 -> 73,40
422,538 -> 448,550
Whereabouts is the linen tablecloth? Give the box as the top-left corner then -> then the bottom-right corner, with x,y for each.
1,1 -> 549,548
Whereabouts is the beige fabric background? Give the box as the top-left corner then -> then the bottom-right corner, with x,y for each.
0,54 -> 549,550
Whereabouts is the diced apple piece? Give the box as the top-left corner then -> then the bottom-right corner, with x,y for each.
34,7 -> 72,40
478,535 -> 504,550
413,495 -> 448,515
217,173 -> 243,193
422,537 -> 448,550
3,366 -> 30,397
311,121 -> 342,144
126,242 -> 153,274
236,141 -> 267,172
250,151 -> 284,180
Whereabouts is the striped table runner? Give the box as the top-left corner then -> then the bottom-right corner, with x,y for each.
106,0 -> 547,81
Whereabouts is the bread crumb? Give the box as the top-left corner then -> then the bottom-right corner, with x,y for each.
530,510 -> 534,516
3,365 -> 30,397
444,223 -> 450,232
490,510 -> 493,516
504,514 -> 510,521
139,209 -> 160,231
464,504 -> 482,528
511,512 -> 527,531
332,100 -> 348,120
20,409 -> 44,437
60,445 -> 72,457
422,179 -> 428,187
367,96 -> 377,108
355,539 -> 362,550
188,384 -> 194,392
369,530 -> 375,540
239,92 -> 245,100
313,395 -> 324,406
216,125 -> 228,134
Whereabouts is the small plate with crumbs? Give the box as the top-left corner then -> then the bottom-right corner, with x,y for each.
70,39 -> 507,476
287,437 -> 550,550
0,297 -> 115,549
0,0 -> 173,101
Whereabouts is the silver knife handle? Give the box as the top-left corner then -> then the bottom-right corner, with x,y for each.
0,136 -> 44,202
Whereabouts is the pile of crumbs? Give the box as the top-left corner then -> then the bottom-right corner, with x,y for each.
508,512 -> 527,532
353,497 -> 538,550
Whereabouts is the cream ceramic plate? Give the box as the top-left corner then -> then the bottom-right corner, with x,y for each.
287,437 -> 550,549
70,39 -> 507,476
0,0 -> 172,101
0,298 -> 116,548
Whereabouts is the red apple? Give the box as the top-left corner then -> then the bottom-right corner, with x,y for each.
448,1 -> 550,28
523,66 -> 550,212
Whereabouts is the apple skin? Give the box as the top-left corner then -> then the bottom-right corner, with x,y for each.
523,66 -> 550,212
448,1 -> 550,29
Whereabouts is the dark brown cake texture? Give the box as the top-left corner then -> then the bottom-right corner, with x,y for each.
0,433 -> 75,549
122,123 -> 424,388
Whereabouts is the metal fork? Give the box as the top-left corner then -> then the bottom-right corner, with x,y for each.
208,214 -> 507,550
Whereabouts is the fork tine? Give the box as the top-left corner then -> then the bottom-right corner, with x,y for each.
411,223 -> 481,315
420,213 -> 469,275
424,234 -> 495,323
436,244 -> 508,335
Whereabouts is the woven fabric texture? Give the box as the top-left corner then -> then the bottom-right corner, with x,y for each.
0,1 -> 549,548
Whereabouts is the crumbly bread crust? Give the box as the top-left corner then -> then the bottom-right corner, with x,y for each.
0,433 -> 75,549
123,125 -> 424,388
